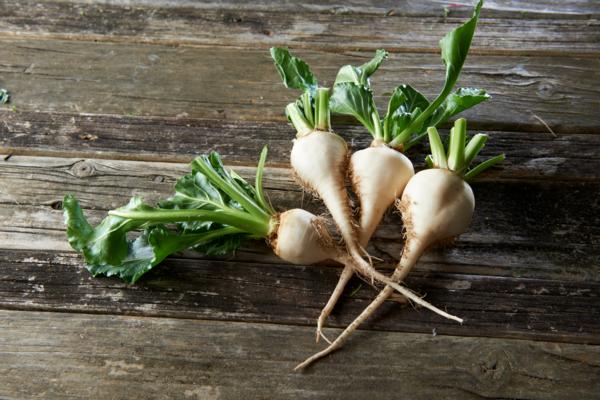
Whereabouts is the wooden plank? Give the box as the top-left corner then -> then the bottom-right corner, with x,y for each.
1,112 -> 598,181
0,156 -> 598,343
0,39 -> 598,132
1,248 -> 598,344
0,155 -> 598,279
17,0 -> 600,18
2,310 -> 599,400
1,1 -> 599,56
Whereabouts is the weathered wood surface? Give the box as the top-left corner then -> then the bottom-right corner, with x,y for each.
1,112 -> 598,182
1,1 -> 599,55
0,156 -> 598,343
1,248 -> 598,344
4,0 -> 600,19
2,310 -> 600,400
1,156 -> 598,277
1,0 -> 599,397
0,39 -> 599,132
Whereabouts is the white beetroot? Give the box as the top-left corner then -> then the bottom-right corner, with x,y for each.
317,0 -> 488,336
297,119 -> 505,370
316,141 -> 414,341
317,0 -> 489,341
270,51 -> 437,303
286,108 -> 459,317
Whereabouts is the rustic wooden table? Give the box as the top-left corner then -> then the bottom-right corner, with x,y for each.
1,1 -> 599,398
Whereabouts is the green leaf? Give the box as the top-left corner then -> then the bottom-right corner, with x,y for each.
439,0 -> 483,93
383,84 -> 430,142
190,152 -> 270,220
64,150 -> 279,283
330,83 -> 377,136
334,49 -> 388,87
270,47 -> 317,92
63,195 -> 94,252
360,49 -> 388,83
86,225 -> 195,284
390,0 -> 483,148
65,195 -> 151,267
428,87 -> 490,127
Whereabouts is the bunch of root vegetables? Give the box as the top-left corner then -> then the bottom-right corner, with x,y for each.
64,1 -> 503,369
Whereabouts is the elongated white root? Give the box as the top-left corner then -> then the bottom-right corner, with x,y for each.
296,169 -> 474,370
316,143 -> 414,336
316,265 -> 353,343
295,241 -> 424,371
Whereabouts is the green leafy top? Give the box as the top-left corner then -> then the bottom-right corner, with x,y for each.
64,147 -> 276,284
270,47 -> 317,92
330,0 -> 488,150
334,49 -> 388,87
426,118 -> 504,181
270,47 -> 333,136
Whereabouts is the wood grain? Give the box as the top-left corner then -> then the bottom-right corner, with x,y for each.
0,156 -> 598,343
10,0 -> 600,18
1,155 -> 598,278
1,248 -> 598,344
1,111 -> 599,181
1,1 -> 598,55
2,310 -> 599,400
0,39 -> 598,132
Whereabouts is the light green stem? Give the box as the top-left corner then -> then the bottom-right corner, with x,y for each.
464,154 -> 505,181
427,127 -> 447,169
464,133 -> 488,167
448,118 -> 467,172
315,87 -> 331,131
301,92 -> 314,127
286,103 -> 313,137
109,209 -> 272,238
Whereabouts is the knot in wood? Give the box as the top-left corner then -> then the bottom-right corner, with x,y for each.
537,81 -> 556,100
71,160 -> 95,178
470,348 -> 513,393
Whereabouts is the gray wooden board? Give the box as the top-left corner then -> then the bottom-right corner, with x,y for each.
0,156 -> 598,280
1,310 -> 600,400
1,248 -> 598,344
0,156 -> 598,344
1,111 -> 598,182
0,1 -> 599,55
15,0 -> 600,18
0,39 -> 598,132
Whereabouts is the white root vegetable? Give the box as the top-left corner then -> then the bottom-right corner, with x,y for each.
270,47 -> 465,343
270,50 -> 433,302
315,0 -> 489,341
352,143 -> 415,246
297,119 -> 505,370
316,141 -> 414,341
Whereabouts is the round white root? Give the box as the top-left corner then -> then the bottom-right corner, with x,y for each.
351,144 -> 414,247
273,209 -> 334,265
401,169 -> 474,242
